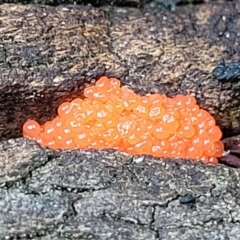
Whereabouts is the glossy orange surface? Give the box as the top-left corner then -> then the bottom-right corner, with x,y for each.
22,76 -> 224,164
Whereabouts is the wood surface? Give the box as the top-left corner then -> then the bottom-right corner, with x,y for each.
0,2 -> 240,239
0,2 -> 240,140
0,0 -> 147,7
1,138 -> 240,239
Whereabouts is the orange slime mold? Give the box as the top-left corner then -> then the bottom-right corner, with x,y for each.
22,76 -> 224,164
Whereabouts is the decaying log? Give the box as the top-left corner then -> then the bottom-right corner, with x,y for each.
0,3 -> 240,140
1,138 -> 240,239
1,2 -> 240,239
0,0 -> 147,7
0,0 -> 233,8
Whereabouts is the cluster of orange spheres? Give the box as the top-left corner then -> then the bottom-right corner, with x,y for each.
23,76 -> 224,164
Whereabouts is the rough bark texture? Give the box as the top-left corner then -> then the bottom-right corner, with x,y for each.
0,2 -> 240,141
0,0 -> 148,7
1,2 -> 240,239
0,0 -> 232,7
1,138 -> 240,239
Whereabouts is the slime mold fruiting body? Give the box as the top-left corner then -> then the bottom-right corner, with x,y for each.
23,76 -> 224,164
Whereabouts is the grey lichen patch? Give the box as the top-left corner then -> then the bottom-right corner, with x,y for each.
0,138 -> 48,187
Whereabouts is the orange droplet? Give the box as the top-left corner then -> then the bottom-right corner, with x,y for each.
116,117 -> 137,139
162,113 -> 180,132
132,96 -> 149,118
22,119 -> 41,138
91,137 -> 105,149
92,90 -> 109,103
74,129 -> 91,147
152,122 -> 170,140
95,104 -> 112,122
126,146 -> 138,155
183,95 -> 197,106
72,102 -> 95,124
84,85 -> 96,99
69,98 -> 84,115
168,107 -> 181,120
208,125 -> 222,142
200,155 -> 218,164
109,78 -> 121,89
109,89 -> 122,101
54,134 -> 64,147
43,121 -> 56,140
151,143 -> 164,157
58,102 -> 71,118
208,156 -> 219,164
112,98 -> 125,114
163,96 -> 176,108
121,86 -> 137,111
45,139 -> 60,150
177,122 -> 195,139
52,116 -> 62,129
33,135 -> 44,145
204,143 -> 216,157
61,138 -> 76,149
162,113 -> 176,124
104,99 -> 113,111
82,101 -> 96,122
214,140 -> 224,157
195,109 -> 213,128
65,118 -> 84,133
127,125 -> 145,145
202,137 -> 215,152
58,126 -> 75,139
148,105 -> 166,120
148,93 -> 166,105
176,138 -> 189,152
102,127 -> 121,143
191,136 -> 203,149
134,134 -> 153,155
96,76 -> 111,92
71,98 -> 84,106
174,94 -> 186,110
204,116 -> 216,129
92,121 -> 105,134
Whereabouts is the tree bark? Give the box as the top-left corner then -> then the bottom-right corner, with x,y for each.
1,138 -> 240,239
0,0 -> 148,7
0,3 -> 240,140
0,2 -> 240,239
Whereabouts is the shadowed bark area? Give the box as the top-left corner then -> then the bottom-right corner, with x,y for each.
1,2 -> 240,239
